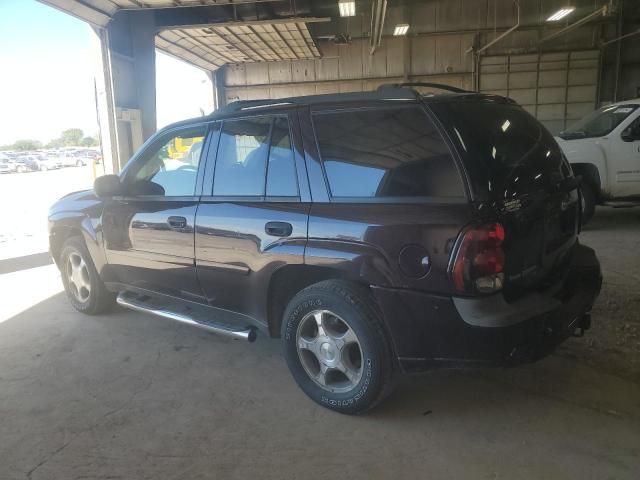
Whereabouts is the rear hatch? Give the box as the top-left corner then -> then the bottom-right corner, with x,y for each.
429,96 -> 579,299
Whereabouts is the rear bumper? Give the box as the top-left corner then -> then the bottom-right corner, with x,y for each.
372,243 -> 602,373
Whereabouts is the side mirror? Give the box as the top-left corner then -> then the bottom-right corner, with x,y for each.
621,125 -> 640,142
94,174 -> 122,198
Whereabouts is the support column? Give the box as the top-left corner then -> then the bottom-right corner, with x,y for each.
93,10 -> 157,173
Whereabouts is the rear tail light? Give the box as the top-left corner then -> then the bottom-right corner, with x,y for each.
451,222 -> 505,294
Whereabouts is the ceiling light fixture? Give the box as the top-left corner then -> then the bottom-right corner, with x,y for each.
393,24 -> 409,36
547,7 -> 575,22
338,0 -> 355,17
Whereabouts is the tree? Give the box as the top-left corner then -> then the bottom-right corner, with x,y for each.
81,136 -> 99,147
45,138 -> 64,149
61,128 -> 84,146
13,139 -> 42,151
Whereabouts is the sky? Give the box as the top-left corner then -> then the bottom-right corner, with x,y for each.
0,0 -> 213,147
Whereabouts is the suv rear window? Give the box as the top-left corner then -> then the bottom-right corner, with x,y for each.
312,106 -> 464,199
430,99 -> 568,199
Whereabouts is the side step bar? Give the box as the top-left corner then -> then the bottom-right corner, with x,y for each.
116,293 -> 257,342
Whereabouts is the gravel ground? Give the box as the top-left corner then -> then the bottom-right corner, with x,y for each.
562,206 -> 640,382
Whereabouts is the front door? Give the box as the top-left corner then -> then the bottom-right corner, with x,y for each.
194,112 -> 309,328
611,113 -> 640,198
102,124 -> 210,303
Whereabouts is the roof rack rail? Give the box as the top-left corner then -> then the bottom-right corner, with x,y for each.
217,100 -> 295,114
378,82 -> 474,94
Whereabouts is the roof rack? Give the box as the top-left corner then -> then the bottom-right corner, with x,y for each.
215,88 -> 419,115
377,82 -> 474,94
216,100 -> 295,114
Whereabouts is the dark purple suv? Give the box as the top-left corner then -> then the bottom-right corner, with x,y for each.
48,84 -> 602,414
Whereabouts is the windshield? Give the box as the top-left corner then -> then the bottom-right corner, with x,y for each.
560,104 -> 639,139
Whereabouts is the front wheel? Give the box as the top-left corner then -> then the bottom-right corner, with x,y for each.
281,280 -> 395,414
580,182 -> 596,225
60,236 -> 115,315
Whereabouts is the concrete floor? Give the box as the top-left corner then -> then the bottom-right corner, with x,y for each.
1,207 -> 640,479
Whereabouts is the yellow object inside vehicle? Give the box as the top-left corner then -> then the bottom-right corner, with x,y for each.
167,136 -> 204,160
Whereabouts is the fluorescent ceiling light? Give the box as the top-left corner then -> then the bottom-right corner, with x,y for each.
338,0 -> 355,17
547,7 -> 575,21
501,119 -> 511,132
393,24 -> 409,36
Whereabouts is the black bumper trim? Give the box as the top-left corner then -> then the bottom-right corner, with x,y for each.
453,243 -> 601,328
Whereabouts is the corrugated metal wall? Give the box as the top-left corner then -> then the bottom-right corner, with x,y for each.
480,50 -> 599,133
223,34 -> 475,102
220,0 -> 618,133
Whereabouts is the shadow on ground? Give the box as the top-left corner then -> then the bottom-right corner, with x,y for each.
1,288 -> 639,479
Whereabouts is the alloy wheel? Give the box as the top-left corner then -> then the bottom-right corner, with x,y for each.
66,251 -> 91,303
296,309 -> 363,393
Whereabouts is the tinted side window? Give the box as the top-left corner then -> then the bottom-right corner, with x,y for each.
212,116 -> 298,197
430,101 -> 566,199
312,107 -> 463,198
266,117 -> 297,196
213,117 -> 271,196
128,126 -> 206,196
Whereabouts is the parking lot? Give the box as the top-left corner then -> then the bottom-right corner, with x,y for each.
0,165 -> 95,260
0,167 -> 639,479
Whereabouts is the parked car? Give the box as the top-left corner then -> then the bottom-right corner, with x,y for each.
34,154 -> 62,171
48,85 -> 602,414
0,153 -> 15,173
58,151 -> 87,167
84,149 -> 102,164
556,99 -> 640,222
14,156 -> 40,173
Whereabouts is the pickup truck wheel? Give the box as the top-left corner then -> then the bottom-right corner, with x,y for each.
580,182 -> 596,225
60,236 -> 115,315
282,280 -> 395,414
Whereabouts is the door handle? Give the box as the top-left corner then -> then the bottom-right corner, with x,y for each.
265,221 -> 293,237
167,216 -> 187,229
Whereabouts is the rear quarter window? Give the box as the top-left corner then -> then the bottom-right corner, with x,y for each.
430,99 -> 567,200
312,106 -> 465,200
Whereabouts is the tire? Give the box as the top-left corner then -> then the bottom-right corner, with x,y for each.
580,182 -> 596,225
281,280 -> 396,414
59,236 -> 115,315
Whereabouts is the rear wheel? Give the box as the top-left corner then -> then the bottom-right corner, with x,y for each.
281,280 -> 395,414
580,182 -> 596,225
60,236 -> 115,315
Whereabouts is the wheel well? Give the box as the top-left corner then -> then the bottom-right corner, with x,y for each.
50,226 -> 82,266
572,163 -> 602,201
267,265 -> 365,338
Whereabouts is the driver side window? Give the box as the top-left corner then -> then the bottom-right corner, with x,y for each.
130,126 -> 207,196
622,116 -> 640,142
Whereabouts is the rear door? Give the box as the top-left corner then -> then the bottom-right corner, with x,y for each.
430,99 -> 579,297
102,124 -> 209,302
194,110 -> 310,328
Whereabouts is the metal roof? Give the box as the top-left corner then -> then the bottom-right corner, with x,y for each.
156,19 -> 322,71
38,1 -> 324,71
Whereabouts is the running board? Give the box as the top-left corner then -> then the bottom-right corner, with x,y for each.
116,292 -> 257,342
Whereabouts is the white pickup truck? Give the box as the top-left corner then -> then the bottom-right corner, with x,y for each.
555,99 -> 640,222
